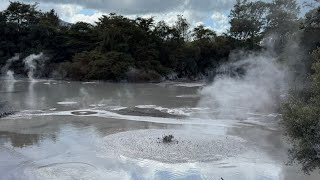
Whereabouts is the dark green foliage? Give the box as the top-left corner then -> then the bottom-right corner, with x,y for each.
193,25 -> 216,42
266,0 -> 300,54
0,0 -> 306,82
229,0 -> 268,49
265,0 -> 300,36
63,50 -> 134,81
0,2 -> 235,81
280,4 -> 320,174
282,48 -> 320,174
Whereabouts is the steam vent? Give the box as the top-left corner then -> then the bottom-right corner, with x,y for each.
103,129 -> 248,163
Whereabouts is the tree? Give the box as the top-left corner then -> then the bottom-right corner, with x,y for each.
135,16 -> 155,34
281,4 -> 320,173
192,25 -> 216,42
229,0 -> 268,48
154,21 -> 171,41
174,15 -> 190,42
265,0 -> 300,35
67,22 -> 96,54
265,0 -> 300,54
282,47 -> 320,174
4,1 -> 40,30
40,9 -> 59,28
95,14 -> 136,53
64,50 -> 134,81
301,5 -> 320,52
0,1 -> 238,81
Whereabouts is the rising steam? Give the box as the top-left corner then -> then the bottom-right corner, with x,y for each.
1,54 -> 20,81
23,53 -> 44,81
6,70 -> 15,81
198,48 -> 288,120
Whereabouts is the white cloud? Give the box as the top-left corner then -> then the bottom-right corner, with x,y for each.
32,2 -> 100,24
56,4 -> 83,18
69,12 -> 104,24
211,12 -> 230,34
0,0 -> 238,34
8,0 -> 314,34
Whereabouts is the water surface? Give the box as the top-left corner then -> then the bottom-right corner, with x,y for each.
0,79 -> 319,180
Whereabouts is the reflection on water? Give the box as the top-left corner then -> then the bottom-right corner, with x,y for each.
0,79 -> 319,179
0,131 -> 41,148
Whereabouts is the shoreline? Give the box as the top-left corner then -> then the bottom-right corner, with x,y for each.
0,77 -> 208,84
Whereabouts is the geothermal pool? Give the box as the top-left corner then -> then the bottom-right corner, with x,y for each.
0,79 -> 319,180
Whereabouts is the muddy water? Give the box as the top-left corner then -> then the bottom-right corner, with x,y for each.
0,79 -> 319,180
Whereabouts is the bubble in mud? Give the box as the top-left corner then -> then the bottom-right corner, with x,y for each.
102,129 -> 248,163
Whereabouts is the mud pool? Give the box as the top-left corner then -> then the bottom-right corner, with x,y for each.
0,79 -> 319,180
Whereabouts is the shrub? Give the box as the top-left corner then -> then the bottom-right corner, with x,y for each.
282,48 -> 320,173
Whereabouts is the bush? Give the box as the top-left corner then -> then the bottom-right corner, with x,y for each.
125,68 -> 163,82
282,48 -> 320,173
64,50 -> 134,81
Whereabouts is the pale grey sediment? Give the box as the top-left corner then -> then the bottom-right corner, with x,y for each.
103,129 -> 248,163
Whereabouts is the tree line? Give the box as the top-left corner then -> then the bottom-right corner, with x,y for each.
0,0 -> 310,82
0,2 -> 230,82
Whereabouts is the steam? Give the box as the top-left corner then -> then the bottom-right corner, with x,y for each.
6,70 -> 16,81
1,54 -> 19,81
198,49 -> 288,120
23,53 -> 44,81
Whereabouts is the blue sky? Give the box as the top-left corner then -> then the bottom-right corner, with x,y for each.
0,0 -> 315,34
79,9 -> 96,16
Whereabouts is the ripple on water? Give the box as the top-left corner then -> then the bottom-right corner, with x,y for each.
102,129 -> 248,163
33,162 -> 98,180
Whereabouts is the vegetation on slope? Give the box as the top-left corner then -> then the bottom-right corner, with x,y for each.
0,0 -> 303,82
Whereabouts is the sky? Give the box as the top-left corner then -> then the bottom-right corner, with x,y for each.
0,0 -> 315,34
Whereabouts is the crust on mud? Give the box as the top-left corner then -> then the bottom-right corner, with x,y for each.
103,129 -> 248,163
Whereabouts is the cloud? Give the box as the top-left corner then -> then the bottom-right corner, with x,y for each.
20,0 -> 183,14
20,0 -> 235,15
3,0 -> 311,34
69,12 -> 104,24
211,12 -> 230,34
0,0 -> 236,32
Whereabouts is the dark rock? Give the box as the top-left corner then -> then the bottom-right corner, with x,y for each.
162,135 -> 174,143
116,107 -> 183,118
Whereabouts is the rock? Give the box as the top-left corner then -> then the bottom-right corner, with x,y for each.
162,135 -> 174,143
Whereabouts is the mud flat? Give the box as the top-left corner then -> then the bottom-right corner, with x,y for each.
103,129 -> 248,163
116,107 -> 185,118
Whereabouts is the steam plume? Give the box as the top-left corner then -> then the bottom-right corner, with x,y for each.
198,48 -> 288,120
23,53 -> 44,81
1,54 -> 20,80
